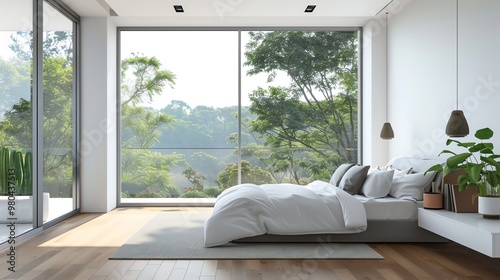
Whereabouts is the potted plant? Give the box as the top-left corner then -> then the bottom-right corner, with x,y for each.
0,146 -> 49,222
426,127 -> 500,219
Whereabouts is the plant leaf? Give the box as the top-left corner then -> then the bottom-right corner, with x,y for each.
469,143 -> 493,153
438,150 -> 457,156
425,164 -> 443,175
469,163 -> 483,183
446,153 -> 472,168
475,127 -> 494,140
481,156 -> 499,168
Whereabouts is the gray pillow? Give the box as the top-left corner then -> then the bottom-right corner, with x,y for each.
389,171 -> 436,201
361,169 -> 395,198
329,163 -> 355,186
339,165 -> 370,195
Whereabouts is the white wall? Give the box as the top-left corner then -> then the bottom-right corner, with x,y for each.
387,0 -> 500,160
80,17 -> 117,212
362,19 -> 389,167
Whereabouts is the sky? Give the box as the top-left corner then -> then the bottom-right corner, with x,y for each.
1,30 -> 293,111
120,30 -> 291,110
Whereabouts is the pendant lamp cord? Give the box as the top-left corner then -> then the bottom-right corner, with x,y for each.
385,12 -> 389,122
456,0 -> 459,110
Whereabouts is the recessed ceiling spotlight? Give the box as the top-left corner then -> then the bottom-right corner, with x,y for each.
305,5 -> 316,13
174,5 -> 184,13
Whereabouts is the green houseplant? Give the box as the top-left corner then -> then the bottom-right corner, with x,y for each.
0,146 -> 33,195
427,127 -> 500,218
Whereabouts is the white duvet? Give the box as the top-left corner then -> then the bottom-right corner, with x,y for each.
204,180 -> 367,247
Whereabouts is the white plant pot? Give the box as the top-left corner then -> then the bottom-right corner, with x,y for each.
478,196 -> 500,219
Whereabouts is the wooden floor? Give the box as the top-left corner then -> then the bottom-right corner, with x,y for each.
1,207 -> 499,280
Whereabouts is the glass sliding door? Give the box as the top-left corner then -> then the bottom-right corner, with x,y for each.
42,1 -> 77,222
0,0 -> 34,242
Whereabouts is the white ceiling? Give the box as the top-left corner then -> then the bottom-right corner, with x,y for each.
63,0 -> 408,27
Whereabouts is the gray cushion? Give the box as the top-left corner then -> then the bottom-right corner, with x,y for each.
339,165 -> 370,195
329,163 -> 355,186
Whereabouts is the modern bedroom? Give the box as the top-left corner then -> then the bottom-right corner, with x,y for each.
1,0 -> 500,279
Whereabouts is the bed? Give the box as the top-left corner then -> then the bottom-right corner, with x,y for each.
204,157 -> 451,247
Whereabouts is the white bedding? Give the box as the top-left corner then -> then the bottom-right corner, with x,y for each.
204,180 -> 367,247
355,195 -> 420,220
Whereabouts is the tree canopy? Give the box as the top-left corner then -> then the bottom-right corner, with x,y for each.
243,30 -> 359,183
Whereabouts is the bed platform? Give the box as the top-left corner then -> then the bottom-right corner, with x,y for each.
234,219 -> 449,243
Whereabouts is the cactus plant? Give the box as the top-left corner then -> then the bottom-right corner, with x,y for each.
10,149 -> 24,194
23,151 -> 33,195
0,146 -> 10,195
0,147 -> 33,196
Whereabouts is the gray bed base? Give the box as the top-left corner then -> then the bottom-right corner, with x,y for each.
234,219 -> 449,243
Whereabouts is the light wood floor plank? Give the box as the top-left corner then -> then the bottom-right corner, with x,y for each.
74,268 -> 99,280
120,270 -> 141,280
136,263 -> 160,280
200,260 -> 218,278
214,269 -> 230,280
92,260 -> 121,277
104,260 -> 135,279
377,268 -> 404,280
167,268 -> 187,280
152,261 -> 175,280
183,260 -> 204,280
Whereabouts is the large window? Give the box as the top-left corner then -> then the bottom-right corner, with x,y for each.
119,29 -> 360,204
0,0 -> 79,244
0,0 -> 35,241
42,1 -> 77,222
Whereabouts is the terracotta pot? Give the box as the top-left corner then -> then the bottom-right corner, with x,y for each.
423,192 -> 443,209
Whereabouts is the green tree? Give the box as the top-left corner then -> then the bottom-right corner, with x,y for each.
122,106 -> 173,149
121,53 -> 175,106
120,54 -> 182,196
9,31 -> 73,63
182,166 -> 206,191
217,160 -> 273,189
244,31 -> 359,182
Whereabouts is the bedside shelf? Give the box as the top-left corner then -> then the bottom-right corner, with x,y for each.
418,208 -> 500,258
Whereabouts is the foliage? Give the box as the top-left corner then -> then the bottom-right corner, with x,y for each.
426,128 -> 500,196
120,54 -> 182,195
121,106 -> 173,149
9,31 -> 73,62
1,38 -> 74,197
164,185 -> 181,198
182,166 -> 206,191
217,160 -> 273,189
134,186 -> 170,198
0,147 -> 32,195
243,31 -> 359,183
0,57 -> 30,116
121,148 -> 183,196
202,186 -> 221,198
121,53 -> 176,106
180,190 -> 210,198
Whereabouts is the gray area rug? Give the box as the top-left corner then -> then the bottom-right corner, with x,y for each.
110,209 -> 383,260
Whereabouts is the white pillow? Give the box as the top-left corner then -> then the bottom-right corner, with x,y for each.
389,171 -> 436,201
361,169 -> 395,198
391,167 -> 413,178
